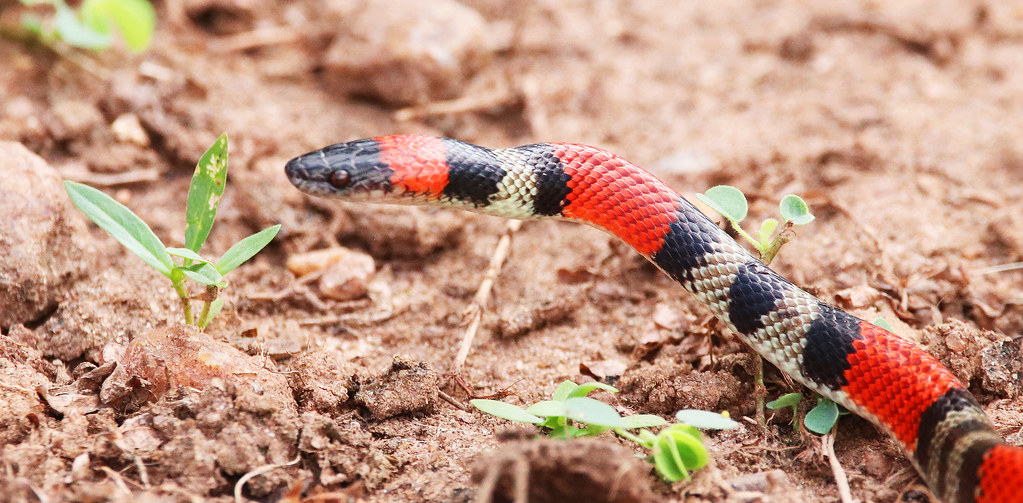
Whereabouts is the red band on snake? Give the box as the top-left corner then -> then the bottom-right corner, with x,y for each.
286,135 -> 1023,502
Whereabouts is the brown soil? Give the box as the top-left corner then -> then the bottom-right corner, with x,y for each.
3,1 -> 1023,502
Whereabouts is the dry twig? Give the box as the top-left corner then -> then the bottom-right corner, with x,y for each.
822,431 -> 853,503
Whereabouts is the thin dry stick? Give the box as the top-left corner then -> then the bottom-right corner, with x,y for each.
395,87 -> 515,122
822,431 -> 853,503
454,220 -> 522,372
234,455 -> 301,503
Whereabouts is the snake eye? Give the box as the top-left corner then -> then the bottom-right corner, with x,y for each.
329,170 -> 350,189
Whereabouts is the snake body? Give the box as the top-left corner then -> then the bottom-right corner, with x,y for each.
286,135 -> 1023,502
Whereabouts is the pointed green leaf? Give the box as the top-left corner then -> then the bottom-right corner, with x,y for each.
178,262 -> 223,286
804,398 -> 839,434
166,247 -> 212,264
184,134 -> 229,252
675,409 -> 739,430
619,414 -> 668,429
758,218 -> 779,245
65,180 -> 172,276
552,380 -> 579,401
525,400 -> 566,418
766,392 -> 803,410
470,399 -> 543,424
563,397 -> 622,428
214,224 -> 281,274
779,194 -> 815,225
567,382 -> 618,398
696,185 -> 748,223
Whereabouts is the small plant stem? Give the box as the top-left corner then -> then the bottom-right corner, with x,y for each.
760,221 -> 795,265
728,220 -> 763,254
614,428 -> 649,447
754,354 -> 767,426
196,285 -> 219,329
171,275 -> 194,325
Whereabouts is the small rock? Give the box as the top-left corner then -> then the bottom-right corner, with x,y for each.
110,113 -> 150,147
47,99 -> 104,141
354,356 -> 439,419
287,247 -> 376,301
0,142 -> 85,330
119,325 -> 296,413
322,0 -> 491,105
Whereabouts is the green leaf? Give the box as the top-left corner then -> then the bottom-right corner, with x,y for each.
563,397 -> 622,428
80,0 -> 155,52
64,180 -> 172,276
185,133 -> 229,253
525,400 -> 566,418
470,399 -> 543,424
178,262 -> 224,286
552,380 -> 578,402
804,398 -> 839,434
674,409 -> 740,430
567,382 -> 618,398
757,218 -> 778,246
652,424 -> 709,482
214,224 -> 281,274
21,13 -> 44,35
779,194 -> 815,225
872,317 -> 895,332
619,414 -> 668,429
166,247 -> 212,264
54,3 -> 112,49
766,392 -> 803,410
696,185 -> 748,223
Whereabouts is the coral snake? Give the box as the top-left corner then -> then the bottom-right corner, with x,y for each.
286,135 -> 1023,502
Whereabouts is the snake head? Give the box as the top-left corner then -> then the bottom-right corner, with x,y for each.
285,139 -> 395,200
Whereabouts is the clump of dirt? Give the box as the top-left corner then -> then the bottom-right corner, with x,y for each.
472,438 -> 656,503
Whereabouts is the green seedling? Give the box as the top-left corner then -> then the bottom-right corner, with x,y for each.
471,380 -> 738,482
20,0 -> 155,52
695,186 -> 814,265
767,392 -> 842,435
872,317 -> 895,332
65,133 -> 280,329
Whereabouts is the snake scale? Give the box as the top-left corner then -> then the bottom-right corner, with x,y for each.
286,134 -> 1023,502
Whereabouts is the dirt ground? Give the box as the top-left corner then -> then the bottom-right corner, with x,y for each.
3,0 -> 1023,502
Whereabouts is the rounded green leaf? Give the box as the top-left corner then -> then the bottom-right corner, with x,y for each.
872,317 -> 895,332
779,194 -> 815,225
525,400 -> 566,418
695,185 -> 748,223
81,0 -> 155,52
619,414 -> 668,429
552,380 -> 579,401
215,225 -> 281,275
54,4 -> 112,49
567,382 -> 618,398
563,397 -> 622,428
64,180 -> 172,276
674,409 -> 739,430
470,399 -> 543,424
653,424 -> 709,482
766,392 -> 803,410
804,399 -> 839,434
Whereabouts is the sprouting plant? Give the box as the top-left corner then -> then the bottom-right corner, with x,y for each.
471,380 -> 738,482
695,186 -> 814,265
64,133 -> 281,329
767,392 -> 843,435
19,0 -> 155,52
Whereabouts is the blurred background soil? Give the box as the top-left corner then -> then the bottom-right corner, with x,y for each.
2,0 -> 1023,502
